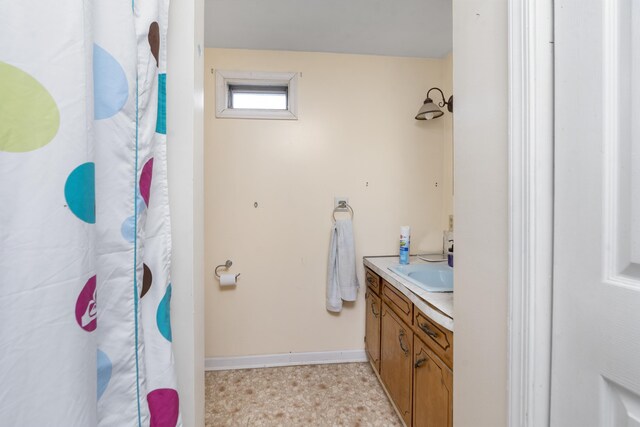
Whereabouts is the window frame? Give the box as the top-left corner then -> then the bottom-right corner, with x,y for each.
215,70 -> 298,120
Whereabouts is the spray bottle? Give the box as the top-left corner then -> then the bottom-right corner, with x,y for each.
399,226 -> 411,264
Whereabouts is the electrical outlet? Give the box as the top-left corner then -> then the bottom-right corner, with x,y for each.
334,197 -> 349,209
448,215 -> 454,231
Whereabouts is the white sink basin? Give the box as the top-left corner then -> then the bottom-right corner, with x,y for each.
388,262 -> 453,292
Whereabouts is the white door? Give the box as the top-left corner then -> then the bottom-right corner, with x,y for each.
552,1 -> 640,425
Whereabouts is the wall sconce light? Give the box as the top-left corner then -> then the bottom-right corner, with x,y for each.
415,87 -> 453,120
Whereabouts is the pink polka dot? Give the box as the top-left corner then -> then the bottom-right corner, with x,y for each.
148,388 -> 179,427
140,158 -> 154,207
75,275 -> 97,332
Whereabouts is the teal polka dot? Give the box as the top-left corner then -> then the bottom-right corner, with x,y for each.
64,163 -> 95,224
156,74 -> 166,134
156,284 -> 172,342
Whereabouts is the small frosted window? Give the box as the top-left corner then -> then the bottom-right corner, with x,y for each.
228,85 -> 288,110
215,70 -> 298,120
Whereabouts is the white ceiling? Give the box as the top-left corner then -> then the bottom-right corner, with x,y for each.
204,0 -> 452,58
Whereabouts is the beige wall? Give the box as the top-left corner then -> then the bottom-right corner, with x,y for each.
204,48 -> 452,357
452,1 -> 509,427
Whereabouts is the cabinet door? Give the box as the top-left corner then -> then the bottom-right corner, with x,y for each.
381,303 -> 413,426
413,336 -> 453,427
365,290 -> 382,372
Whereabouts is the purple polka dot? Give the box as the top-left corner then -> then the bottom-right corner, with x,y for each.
140,158 -> 154,207
148,388 -> 179,427
75,275 -> 97,332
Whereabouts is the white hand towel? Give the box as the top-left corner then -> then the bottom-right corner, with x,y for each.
326,218 -> 360,312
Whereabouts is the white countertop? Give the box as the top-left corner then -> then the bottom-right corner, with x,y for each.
363,255 -> 454,331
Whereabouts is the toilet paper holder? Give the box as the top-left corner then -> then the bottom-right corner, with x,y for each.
215,259 -> 240,280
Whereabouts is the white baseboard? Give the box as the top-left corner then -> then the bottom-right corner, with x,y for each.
204,349 -> 368,371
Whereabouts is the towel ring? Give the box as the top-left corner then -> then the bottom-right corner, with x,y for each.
332,201 -> 354,221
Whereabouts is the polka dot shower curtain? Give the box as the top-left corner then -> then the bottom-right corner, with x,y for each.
0,0 -> 180,426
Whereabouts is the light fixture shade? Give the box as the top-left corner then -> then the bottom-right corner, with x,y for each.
415,98 -> 444,120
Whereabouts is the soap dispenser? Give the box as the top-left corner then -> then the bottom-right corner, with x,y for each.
447,240 -> 454,268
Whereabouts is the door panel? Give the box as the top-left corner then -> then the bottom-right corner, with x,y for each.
413,336 -> 452,427
602,378 -> 640,426
553,0 -> 640,424
365,290 -> 381,372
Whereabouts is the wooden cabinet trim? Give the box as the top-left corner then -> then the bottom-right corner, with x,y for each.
413,308 -> 454,369
382,280 -> 413,324
365,268 -> 381,295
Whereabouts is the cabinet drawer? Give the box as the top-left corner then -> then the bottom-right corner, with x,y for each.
413,309 -> 453,369
382,280 -> 412,325
365,268 -> 381,295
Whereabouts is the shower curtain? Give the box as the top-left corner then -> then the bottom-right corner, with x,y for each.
0,0 -> 180,425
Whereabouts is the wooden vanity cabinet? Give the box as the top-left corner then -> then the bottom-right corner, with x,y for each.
413,336 -> 453,427
363,266 -> 454,427
380,303 -> 413,426
365,289 -> 381,372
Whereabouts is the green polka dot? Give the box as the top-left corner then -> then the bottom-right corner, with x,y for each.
0,62 -> 60,153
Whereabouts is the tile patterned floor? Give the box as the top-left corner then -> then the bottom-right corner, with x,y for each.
205,362 -> 402,427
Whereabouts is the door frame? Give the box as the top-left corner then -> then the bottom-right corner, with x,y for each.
507,0 -> 554,426
166,0 -> 206,425
169,1 -> 556,425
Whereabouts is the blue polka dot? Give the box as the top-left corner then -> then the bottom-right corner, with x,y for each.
64,162 -> 95,224
156,284 -> 172,342
156,74 -> 166,134
137,189 -> 146,213
121,215 -> 136,242
94,44 -> 129,120
97,349 -> 112,400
